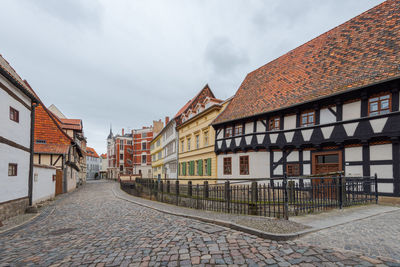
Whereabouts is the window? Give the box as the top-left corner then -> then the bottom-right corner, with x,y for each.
181,140 -> 184,152
142,142 -> 147,150
204,131 -> 209,146
195,135 -> 200,149
8,163 -> 17,176
223,157 -> 232,175
127,141 -> 132,145
142,133 -> 147,138
156,140 -> 160,147
35,140 -> 46,144
286,164 -> 300,176
316,154 -> 339,163
120,140 -> 124,150
9,107 -> 19,123
239,156 -> 249,175
369,94 -> 391,116
187,138 -> 191,151
234,125 -> 243,136
225,126 -> 233,137
300,111 -> 315,127
269,117 -> 280,131
120,165 -> 123,171
120,154 -> 123,160
142,155 -> 147,164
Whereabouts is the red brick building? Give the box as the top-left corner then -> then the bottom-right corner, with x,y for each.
107,124 -> 160,179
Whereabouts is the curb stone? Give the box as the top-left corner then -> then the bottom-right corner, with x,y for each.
112,183 -> 317,241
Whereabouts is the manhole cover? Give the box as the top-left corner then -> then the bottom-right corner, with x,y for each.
49,228 -> 76,236
190,224 -> 224,234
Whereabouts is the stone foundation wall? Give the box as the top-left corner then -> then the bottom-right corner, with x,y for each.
0,197 -> 29,221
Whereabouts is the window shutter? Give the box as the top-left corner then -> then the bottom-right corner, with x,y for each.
199,159 -> 203,176
207,158 -> 211,176
191,161 -> 194,176
182,162 -> 186,175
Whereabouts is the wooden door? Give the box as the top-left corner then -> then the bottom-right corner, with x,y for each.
312,151 -> 342,199
55,170 -> 63,195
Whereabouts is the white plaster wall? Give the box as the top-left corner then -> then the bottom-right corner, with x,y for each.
370,144 -> 392,161
256,120 -> 265,132
66,168 -> 77,192
0,144 -> 30,203
345,165 -> 363,176
303,151 -> 311,161
217,128 -> 224,139
303,164 -> 311,175
345,147 -> 363,162
217,152 -> 269,179
343,101 -> 361,121
245,122 -> 253,134
273,151 -> 282,162
320,107 -> 336,124
378,183 -> 393,193
284,115 -> 296,130
370,165 -> 393,179
0,78 -> 32,149
287,151 -> 299,162
33,166 -> 56,204
273,165 -> 283,175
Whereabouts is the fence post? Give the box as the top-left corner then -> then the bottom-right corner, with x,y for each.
175,180 -> 180,205
375,173 -> 378,204
188,181 -> 192,197
225,181 -> 230,213
196,184 -> 200,209
159,181 -> 163,201
283,174 -> 289,220
204,181 -> 209,199
339,174 -> 343,209
167,181 -> 170,193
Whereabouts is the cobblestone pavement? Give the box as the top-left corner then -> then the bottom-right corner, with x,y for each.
297,209 -> 400,262
1,181 -> 399,267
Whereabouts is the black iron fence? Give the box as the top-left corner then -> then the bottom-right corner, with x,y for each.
120,174 -> 378,219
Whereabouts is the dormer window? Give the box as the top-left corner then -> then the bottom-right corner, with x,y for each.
369,94 -> 391,116
234,125 -> 243,136
225,126 -> 233,137
300,111 -> 315,127
269,117 -> 280,131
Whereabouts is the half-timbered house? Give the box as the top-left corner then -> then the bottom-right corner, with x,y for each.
213,0 -> 400,197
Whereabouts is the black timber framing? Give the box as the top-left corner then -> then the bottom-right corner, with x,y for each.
393,139 -> 400,196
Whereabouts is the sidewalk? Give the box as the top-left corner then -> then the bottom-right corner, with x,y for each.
112,182 -> 311,240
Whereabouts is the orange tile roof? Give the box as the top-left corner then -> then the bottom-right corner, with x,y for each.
0,54 -> 36,100
59,118 -> 82,131
34,143 -> 70,155
214,0 -> 400,124
86,147 -> 100,158
100,153 -> 107,159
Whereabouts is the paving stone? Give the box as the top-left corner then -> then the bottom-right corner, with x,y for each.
0,181 -> 398,266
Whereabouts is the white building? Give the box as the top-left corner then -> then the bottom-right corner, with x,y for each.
99,153 -> 107,179
0,55 -> 38,221
86,147 -> 100,180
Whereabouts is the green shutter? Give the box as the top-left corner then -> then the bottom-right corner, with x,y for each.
190,161 -> 194,176
207,158 -> 211,176
199,159 -> 203,176
183,162 -> 186,176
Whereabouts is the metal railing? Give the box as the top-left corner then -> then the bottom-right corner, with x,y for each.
120,174 -> 378,219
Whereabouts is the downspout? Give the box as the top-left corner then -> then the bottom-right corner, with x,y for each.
28,102 -> 38,206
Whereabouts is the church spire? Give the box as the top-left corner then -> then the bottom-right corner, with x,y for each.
107,123 -> 113,139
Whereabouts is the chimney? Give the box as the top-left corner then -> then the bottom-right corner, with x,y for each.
165,116 -> 170,125
122,128 -> 124,135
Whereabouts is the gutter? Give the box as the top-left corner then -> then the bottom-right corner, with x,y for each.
28,102 -> 39,206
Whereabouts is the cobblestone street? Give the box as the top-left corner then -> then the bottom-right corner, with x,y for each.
297,209 -> 400,262
1,181 -> 399,267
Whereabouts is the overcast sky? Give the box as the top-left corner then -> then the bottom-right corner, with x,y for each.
0,0 -> 384,154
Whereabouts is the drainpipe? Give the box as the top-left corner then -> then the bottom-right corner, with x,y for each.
28,102 -> 38,206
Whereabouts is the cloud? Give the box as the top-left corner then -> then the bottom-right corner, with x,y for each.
204,36 -> 248,75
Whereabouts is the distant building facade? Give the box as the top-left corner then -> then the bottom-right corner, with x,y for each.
86,147 -> 100,179
107,125 -> 156,179
99,153 -> 107,179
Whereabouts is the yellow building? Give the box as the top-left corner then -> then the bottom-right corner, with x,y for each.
150,133 -> 163,179
177,86 -> 231,184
